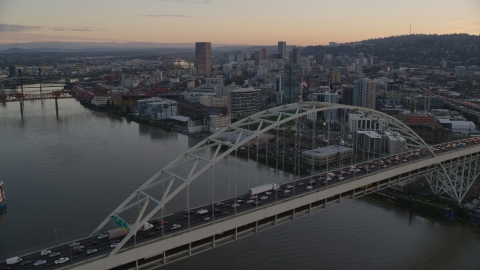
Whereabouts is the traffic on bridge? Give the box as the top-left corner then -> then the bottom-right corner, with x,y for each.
4,102 -> 480,270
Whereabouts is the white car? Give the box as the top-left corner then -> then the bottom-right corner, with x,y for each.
260,196 -> 268,200
246,200 -> 255,204
69,242 -> 80,247
169,224 -> 181,231
286,185 -> 294,189
72,246 -> 84,251
306,185 -> 313,190
54,257 -> 70,265
265,191 -> 272,195
110,243 -> 119,248
97,234 -> 108,239
203,216 -> 211,221
284,189 -> 291,194
231,204 -> 240,208
49,252 -> 61,258
86,249 -> 98,255
34,260 -> 47,267
40,250 -> 51,256
338,177 -> 344,180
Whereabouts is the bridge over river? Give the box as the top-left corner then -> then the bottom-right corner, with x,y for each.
4,102 -> 480,270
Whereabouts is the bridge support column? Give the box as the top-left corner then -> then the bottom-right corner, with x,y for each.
255,221 -> 258,232
338,194 -> 342,204
213,235 -> 216,248
292,209 -> 296,220
274,215 -> 277,226
55,97 -> 59,119
163,251 -> 166,265
309,203 -> 312,214
136,259 -> 138,270
235,228 -> 238,240
425,153 -> 480,205
189,242 -> 192,256
323,198 -> 327,208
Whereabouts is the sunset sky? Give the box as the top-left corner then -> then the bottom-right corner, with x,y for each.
0,0 -> 479,46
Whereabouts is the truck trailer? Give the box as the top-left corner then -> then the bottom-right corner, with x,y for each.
6,256 -> 22,265
249,183 -> 280,196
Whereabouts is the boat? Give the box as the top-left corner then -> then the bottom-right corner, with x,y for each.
0,181 -> 6,211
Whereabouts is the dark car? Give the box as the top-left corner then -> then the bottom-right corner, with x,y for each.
145,232 -> 155,238
89,241 -> 99,246
149,219 -> 159,224
74,249 -> 84,254
178,215 -> 188,220
223,204 -> 231,208
219,211 -> 229,216
214,208 -> 221,213
3,266 -> 11,270
19,260 -> 32,266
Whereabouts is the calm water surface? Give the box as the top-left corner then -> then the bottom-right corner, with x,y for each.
1,99 -> 480,270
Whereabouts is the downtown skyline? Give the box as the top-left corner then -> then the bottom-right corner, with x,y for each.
0,0 -> 479,45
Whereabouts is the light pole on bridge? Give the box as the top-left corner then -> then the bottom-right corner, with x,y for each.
54,228 -> 58,246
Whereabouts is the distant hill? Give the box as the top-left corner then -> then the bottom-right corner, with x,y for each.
361,33 -> 480,44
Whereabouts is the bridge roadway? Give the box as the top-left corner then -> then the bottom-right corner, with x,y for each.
5,139 -> 480,270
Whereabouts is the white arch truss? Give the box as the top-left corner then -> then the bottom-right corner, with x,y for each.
93,102 -> 442,256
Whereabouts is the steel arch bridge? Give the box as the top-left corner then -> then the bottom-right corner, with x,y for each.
91,102 -> 478,257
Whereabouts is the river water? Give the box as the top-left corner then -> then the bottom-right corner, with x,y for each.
1,98 -> 480,270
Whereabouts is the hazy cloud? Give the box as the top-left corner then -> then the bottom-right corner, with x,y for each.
442,20 -> 462,25
142,14 -> 194,17
156,0 -> 210,3
0,23 -> 42,32
51,26 -> 106,32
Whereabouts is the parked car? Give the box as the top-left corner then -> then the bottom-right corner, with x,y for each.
40,250 -> 51,256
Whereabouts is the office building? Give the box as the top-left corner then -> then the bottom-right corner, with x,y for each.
341,84 -> 354,105
228,87 -> 261,119
302,145 -> 353,167
138,97 -> 178,120
454,66 -> 466,78
348,113 -> 384,132
210,115 -> 232,133
195,42 -> 212,77
319,92 -> 339,122
353,78 -> 375,109
289,46 -> 302,65
283,64 -> 301,103
385,131 -> 406,155
235,52 -> 245,63
331,69 -> 341,84
261,47 -> 267,60
8,66 -> 17,78
356,131 -> 383,153
278,41 -> 286,58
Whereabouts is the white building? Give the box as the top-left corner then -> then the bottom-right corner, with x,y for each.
348,114 -> 384,132
92,96 -> 109,107
385,131 -> 406,155
121,77 -> 139,88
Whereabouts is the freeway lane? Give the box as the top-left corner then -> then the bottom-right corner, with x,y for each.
4,137 -> 480,270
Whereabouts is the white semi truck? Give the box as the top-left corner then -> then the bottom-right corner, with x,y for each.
6,256 -> 22,265
249,183 -> 280,196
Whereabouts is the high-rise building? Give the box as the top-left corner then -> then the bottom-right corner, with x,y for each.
440,60 -> 447,69
278,41 -> 286,58
283,64 -> 301,104
260,47 -> 267,60
195,42 -> 212,77
455,66 -> 466,78
8,66 -> 17,78
228,87 -> 261,119
289,46 -> 302,65
331,69 -> 341,84
353,78 -> 375,109
235,52 -> 244,63
319,92 -> 339,122
341,84 -> 354,105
